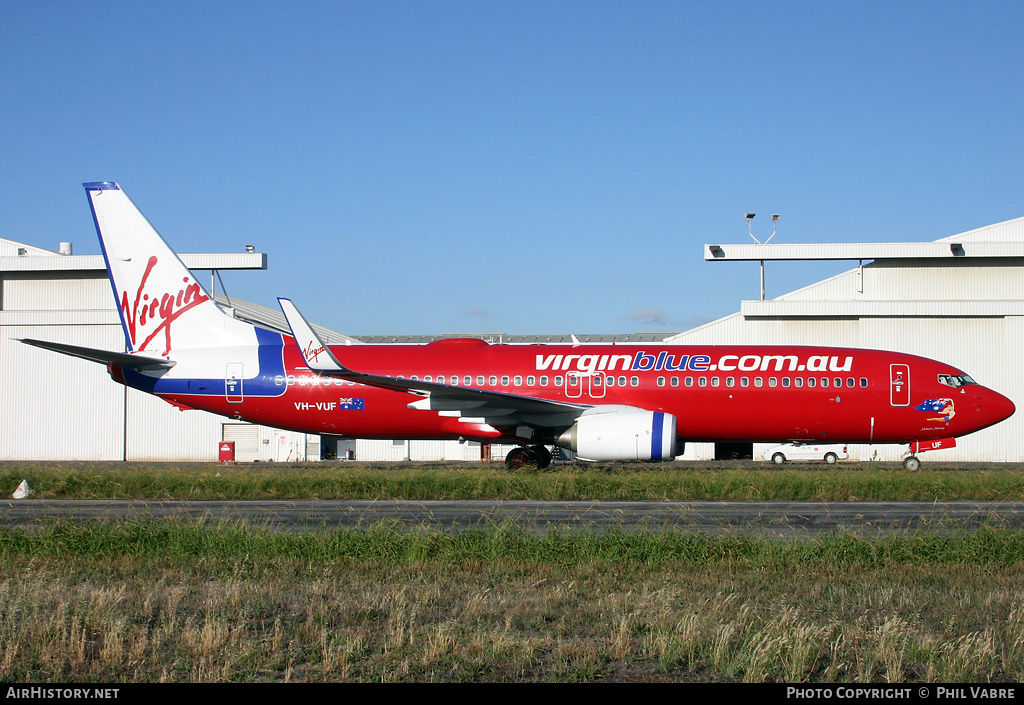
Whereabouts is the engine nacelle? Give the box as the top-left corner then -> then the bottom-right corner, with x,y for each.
555,406 -> 679,461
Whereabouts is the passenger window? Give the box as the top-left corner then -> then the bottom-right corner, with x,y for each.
769,377 -> 778,387
846,378 -> 854,388
670,377 -> 679,387
657,377 -> 665,387
726,377 -> 735,387
619,376 -> 627,386
741,377 -> 749,387
477,376 -> 485,386
820,377 -> 829,388
513,376 -> 522,386
782,377 -> 790,388
630,376 -> 639,387
860,378 -> 868,388
685,377 -> 693,387
540,376 -> 548,386
606,376 -> 615,387
698,377 -> 707,387
754,377 -> 763,387
711,377 -> 720,387
501,375 -> 510,386
834,377 -> 842,388
527,376 -> 535,386
555,376 -> 563,386
807,377 -> 816,388
794,377 -> 803,388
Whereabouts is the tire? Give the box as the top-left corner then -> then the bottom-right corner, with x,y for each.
824,452 -> 838,465
505,447 -> 537,471
772,453 -> 785,465
903,456 -> 921,471
530,445 -> 552,470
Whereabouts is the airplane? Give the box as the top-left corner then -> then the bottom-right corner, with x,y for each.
21,182 -> 1016,471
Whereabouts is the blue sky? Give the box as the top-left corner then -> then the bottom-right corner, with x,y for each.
2,1 -> 1023,335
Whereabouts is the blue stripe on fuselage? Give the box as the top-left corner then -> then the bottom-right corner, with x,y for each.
122,327 -> 287,397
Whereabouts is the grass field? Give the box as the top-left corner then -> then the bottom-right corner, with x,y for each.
4,460 -> 1024,501
2,461 -> 1024,682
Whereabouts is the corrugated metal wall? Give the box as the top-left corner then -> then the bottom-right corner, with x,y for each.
1,323 -> 126,460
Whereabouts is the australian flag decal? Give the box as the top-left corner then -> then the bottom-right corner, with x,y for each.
914,398 -> 955,421
339,398 -> 365,411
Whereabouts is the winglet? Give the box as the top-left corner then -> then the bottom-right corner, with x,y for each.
278,298 -> 350,374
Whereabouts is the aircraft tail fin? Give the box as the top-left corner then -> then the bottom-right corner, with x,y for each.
84,182 -> 252,355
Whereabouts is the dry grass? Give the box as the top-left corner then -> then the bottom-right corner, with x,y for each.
2,555 -> 1024,682
3,461 -> 1023,682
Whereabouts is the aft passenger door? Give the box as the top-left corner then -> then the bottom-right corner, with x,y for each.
226,362 -> 244,404
890,364 -> 910,407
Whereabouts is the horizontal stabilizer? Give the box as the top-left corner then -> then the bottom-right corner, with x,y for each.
19,339 -> 176,370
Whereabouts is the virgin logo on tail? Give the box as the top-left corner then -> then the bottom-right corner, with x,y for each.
120,256 -> 209,355
303,341 -> 326,362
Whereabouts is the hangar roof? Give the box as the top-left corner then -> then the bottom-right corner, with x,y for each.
0,237 -> 267,271
704,215 -> 1024,262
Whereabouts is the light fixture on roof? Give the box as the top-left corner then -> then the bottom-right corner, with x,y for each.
745,212 -> 780,244
766,214 -> 780,244
745,212 -> 781,301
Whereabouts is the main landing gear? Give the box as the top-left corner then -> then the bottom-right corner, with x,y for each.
903,456 -> 921,471
505,445 -> 552,470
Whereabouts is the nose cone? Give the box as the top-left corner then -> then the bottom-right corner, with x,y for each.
977,388 -> 1016,431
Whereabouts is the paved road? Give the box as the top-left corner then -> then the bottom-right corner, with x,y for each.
3,499 -> 1024,536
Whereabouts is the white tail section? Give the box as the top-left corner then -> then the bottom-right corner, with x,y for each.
85,182 -> 254,355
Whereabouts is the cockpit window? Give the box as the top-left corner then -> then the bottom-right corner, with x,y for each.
938,374 -> 976,388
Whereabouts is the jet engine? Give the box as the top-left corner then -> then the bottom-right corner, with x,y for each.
555,406 -> 679,461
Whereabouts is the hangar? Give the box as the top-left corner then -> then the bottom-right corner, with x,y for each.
673,217 -> 1024,463
0,238 -> 323,462
1,214 -> 1021,463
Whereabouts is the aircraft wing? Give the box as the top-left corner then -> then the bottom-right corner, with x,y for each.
19,339 -> 176,370
278,299 -> 587,430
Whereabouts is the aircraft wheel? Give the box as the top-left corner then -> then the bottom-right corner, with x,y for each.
772,453 -> 786,465
824,452 -> 838,465
505,447 -> 537,471
903,456 -> 921,471
530,445 -> 552,470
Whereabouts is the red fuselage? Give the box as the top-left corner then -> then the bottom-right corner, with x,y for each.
149,337 -> 1015,447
